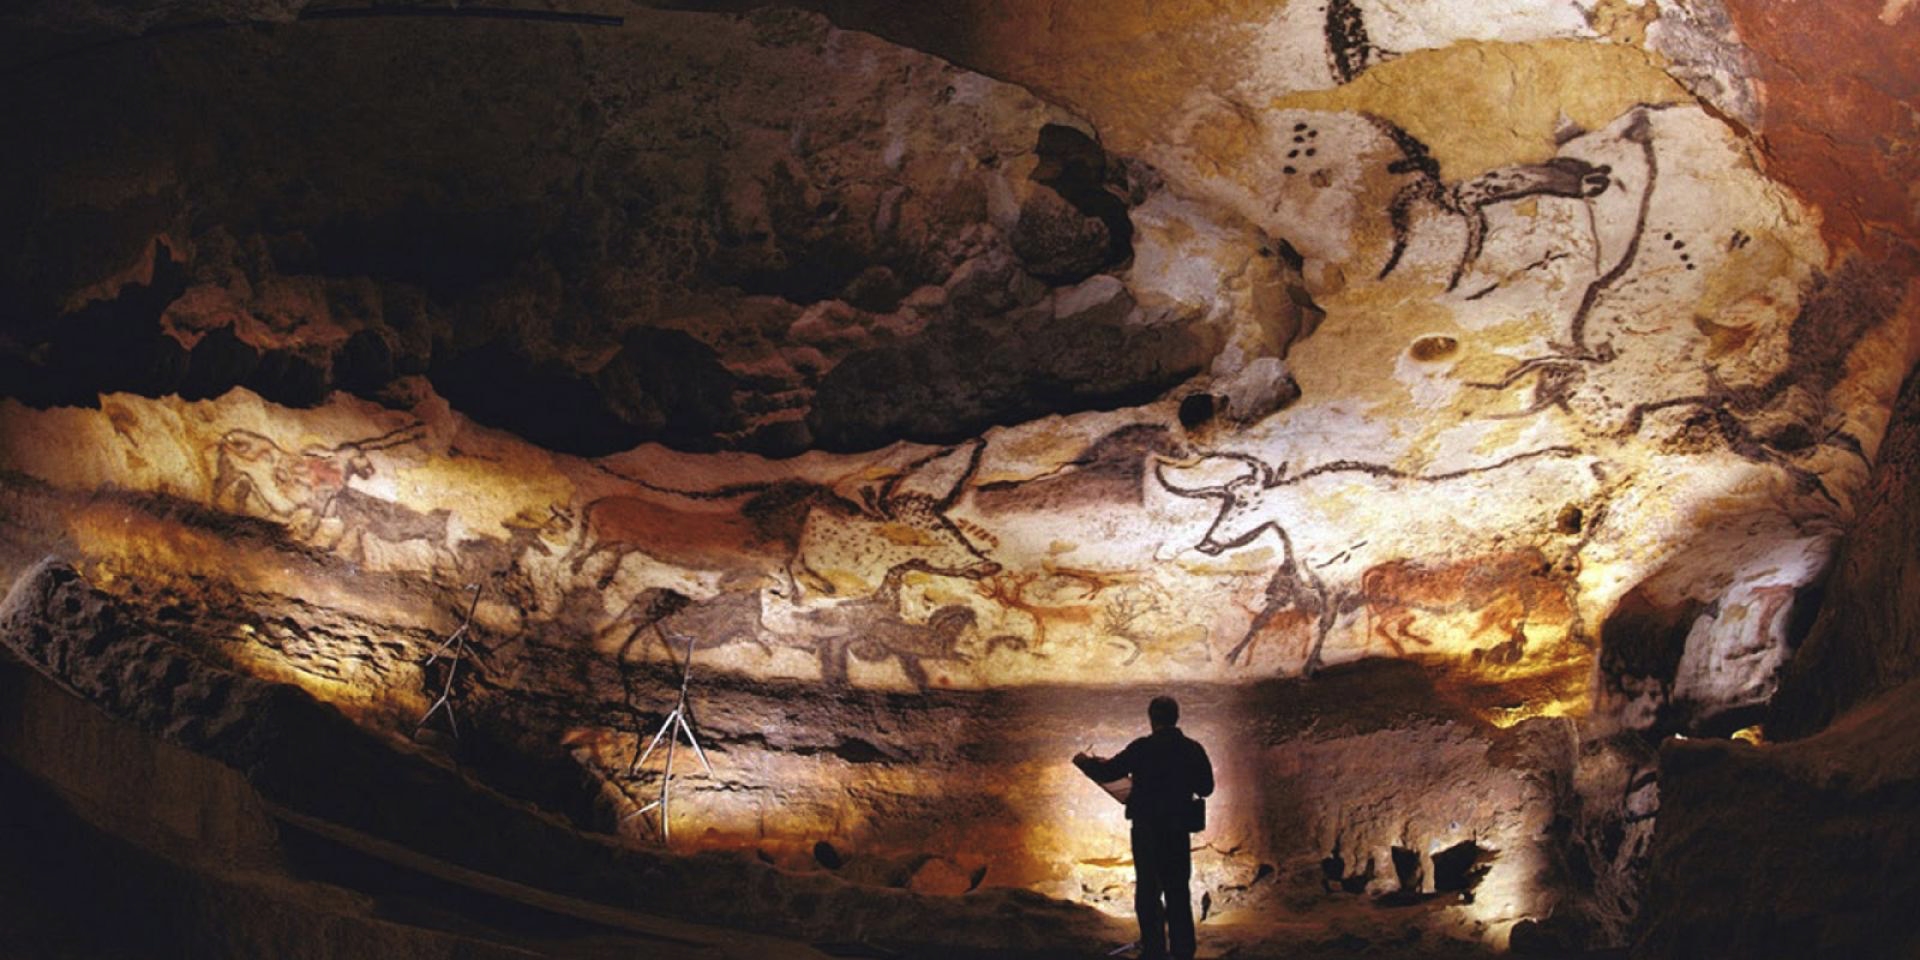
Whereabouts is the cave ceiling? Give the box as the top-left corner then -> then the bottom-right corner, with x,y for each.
2,0 -> 1919,949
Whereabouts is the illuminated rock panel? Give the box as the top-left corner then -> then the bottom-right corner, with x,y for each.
1,0 -> 1917,955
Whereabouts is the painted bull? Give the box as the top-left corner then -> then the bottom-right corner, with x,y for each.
1154,446 -> 1581,557
1156,445 -> 1589,670
209,424 -> 423,538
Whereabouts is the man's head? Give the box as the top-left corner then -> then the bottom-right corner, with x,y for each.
1149,695 -> 1179,730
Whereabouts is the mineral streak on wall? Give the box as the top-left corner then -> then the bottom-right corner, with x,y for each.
1,0 -> 1918,955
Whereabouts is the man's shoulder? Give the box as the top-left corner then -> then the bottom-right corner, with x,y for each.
1178,730 -> 1211,757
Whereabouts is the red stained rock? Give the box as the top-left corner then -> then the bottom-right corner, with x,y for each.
1722,0 -> 1920,257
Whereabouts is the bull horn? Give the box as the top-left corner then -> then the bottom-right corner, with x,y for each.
1154,459 -> 1232,500
1210,450 -> 1275,487
1150,453 -> 1208,469
353,422 -> 428,452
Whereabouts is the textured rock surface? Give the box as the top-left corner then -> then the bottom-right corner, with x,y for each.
1635,676 -> 1920,958
0,8 -> 1286,456
1771,365 -> 1920,737
0,0 -> 1918,956
0,559 -> 1128,956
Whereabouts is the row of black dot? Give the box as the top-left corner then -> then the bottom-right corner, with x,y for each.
1283,122 -> 1320,176
1664,231 -> 1695,271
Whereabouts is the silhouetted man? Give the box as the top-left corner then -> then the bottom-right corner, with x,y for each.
1074,695 -> 1214,960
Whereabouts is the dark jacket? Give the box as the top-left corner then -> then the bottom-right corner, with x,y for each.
1075,726 -> 1214,825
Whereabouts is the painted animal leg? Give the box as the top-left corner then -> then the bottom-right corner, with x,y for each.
898,654 -> 930,690
1303,607 -> 1334,677
818,635 -> 851,685
1376,611 -> 1421,655
1450,207 -> 1490,292
1377,181 -> 1429,280
210,463 -> 242,511
432,542 -> 463,579
1227,604 -> 1280,665
338,525 -> 366,563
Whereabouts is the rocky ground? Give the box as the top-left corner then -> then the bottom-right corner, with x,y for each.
0,554 -> 1639,957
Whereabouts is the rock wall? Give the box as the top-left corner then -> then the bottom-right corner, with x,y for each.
1622,2 -> 1920,955
0,558 -> 1126,957
1,0 -> 1918,955
1635,676 -> 1920,958
1771,364 -> 1920,738
1,8 -> 1289,456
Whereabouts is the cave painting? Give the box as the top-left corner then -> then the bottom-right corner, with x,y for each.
0,15 -> 1871,721
1374,115 -> 1614,293
600,568 -> 988,691
1155,446 -> 1582,557
1226,559 -> 1338,671
1158,447 -> 1591,672
788,439 -> 1001,600
84,98 -> 1857,696
614,586 -> 774,664
564,492 -> 773,588
1358,549 -> 1575,662
211,428 -> 368,533
1453,106 -> 1876,503
1325,0 -> 1392,84
462,504 -> 576,608
973,568 -> 1107,650
103,98 -> 1844,701
320,487 -> 459,571
1466,107 -> 1657,381
795,593 -> 980,689
209,423 -> 424,541
1100,582 -> 1213,667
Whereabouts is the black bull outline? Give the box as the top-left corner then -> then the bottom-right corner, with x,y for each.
1155,446 -> 1585,671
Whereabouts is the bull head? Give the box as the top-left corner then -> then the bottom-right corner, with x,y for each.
1155,453 -> 1290,556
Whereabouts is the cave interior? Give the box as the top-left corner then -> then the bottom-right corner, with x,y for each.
2,1 -> 1919,958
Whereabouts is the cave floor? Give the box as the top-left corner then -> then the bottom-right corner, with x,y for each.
0,560 -> 1575,960
0,753 -> 834,960
0,740 -> 1563,960
1,742 -> 1623,960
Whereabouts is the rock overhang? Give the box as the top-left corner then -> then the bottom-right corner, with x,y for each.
1,0 -> 1918,954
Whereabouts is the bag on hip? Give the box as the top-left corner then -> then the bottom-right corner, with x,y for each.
1186,797 -> 1206,833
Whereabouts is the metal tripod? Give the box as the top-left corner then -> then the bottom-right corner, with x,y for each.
621,629 -> 713,843
414,583 -> 482,740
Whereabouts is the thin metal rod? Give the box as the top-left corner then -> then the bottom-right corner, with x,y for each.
679,710 -> 714,776
619,630 -> 710,841
414,664 -> 462,740
660,712 -> 679,842
424,584 -> 483,665
630,709 -> 676,775
415,584 -> 482,739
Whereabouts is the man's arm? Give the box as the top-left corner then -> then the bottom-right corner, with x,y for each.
1074,741 -> 1137,784
1192,741 -> 1215,798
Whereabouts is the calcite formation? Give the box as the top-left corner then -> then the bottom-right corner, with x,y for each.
1,0 -> 1917,956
